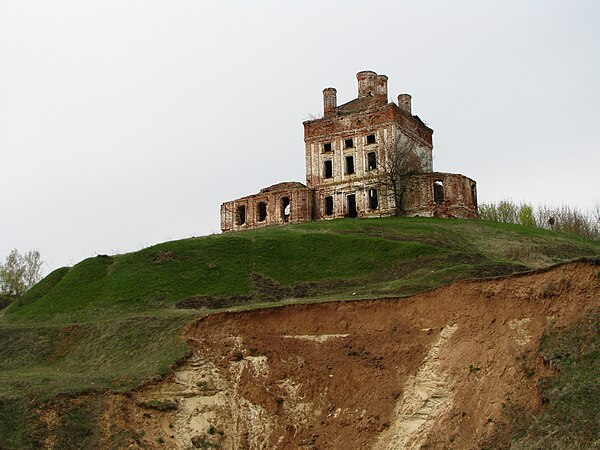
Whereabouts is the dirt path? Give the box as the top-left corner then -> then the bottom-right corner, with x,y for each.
86,262 -> 600,448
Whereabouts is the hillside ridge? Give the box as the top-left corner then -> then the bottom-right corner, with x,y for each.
1,217 -> 599,448
37,260 -> 600,449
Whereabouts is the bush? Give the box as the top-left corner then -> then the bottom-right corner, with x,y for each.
479,200 -> 600,240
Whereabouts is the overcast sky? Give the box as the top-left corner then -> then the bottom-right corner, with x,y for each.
1,0 -> 599,274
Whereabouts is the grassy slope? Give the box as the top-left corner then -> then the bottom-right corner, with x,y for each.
1,217 -> 599,447
8,217 -> 600,322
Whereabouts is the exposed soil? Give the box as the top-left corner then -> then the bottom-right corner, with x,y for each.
44,262 -> 600,449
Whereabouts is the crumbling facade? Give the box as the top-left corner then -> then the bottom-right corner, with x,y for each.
220,182 -> 313,231
221,71 -> 477,232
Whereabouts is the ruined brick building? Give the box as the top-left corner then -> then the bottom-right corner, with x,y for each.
221,71 -> 478,232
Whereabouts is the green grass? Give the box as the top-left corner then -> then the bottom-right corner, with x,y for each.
0,314 -> 191,449
529,313 -> 600,448
7,217 -> 599,323
53,397 -> 104,450
0,217 -> 598,447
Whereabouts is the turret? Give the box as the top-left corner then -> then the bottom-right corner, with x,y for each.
323,87 -> 337,117
375,75 -> 388,105
398,93 -> 412,115
356,70 -> 378,98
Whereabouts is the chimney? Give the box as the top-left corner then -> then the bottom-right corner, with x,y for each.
398,94 -> 412,115
356,70 -> 377,98
375,75 -> 388,105
323,88 -> 337,117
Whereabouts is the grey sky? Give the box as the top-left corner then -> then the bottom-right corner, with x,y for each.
1,0 -> 599,274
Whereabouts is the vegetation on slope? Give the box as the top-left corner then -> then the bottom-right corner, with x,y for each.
1,217 -> 599,447
8,217 -> 600,323
487,311 -> 600,449
479,200 -> 600,240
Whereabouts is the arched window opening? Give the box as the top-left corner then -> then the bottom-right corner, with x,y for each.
281,197 -> 291,222
434,180 -> 444,204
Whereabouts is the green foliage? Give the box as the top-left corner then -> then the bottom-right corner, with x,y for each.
498,200 -> 519,224
519,204 -> 536,227
0,249 -> 43,296
479,200 -> 600,240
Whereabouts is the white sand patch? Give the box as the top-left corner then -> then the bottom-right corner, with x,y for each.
508,318 -> 532,346
374,324 -> 458,450
282,334 -> 350,342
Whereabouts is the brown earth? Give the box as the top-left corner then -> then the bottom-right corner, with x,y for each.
43,262 -> 600,449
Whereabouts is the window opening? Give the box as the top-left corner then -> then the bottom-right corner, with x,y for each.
324,160 -> 333,179
366,134 -> 376,144
236,205 -> 246,225
257,202 -> 267,222
344,138 -> 354,148
325,196 -> 334,216
368,189 -> 378,210
323,142 -> 332,152
366,151 -> 377,170
434,180 -> 444,204
281,197 -> 291,222
345,155 -> 355,175
346,194 -> 357,218
471,183 -> 477,207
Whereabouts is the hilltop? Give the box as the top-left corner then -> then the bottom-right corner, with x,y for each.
1,217 -> 599,448
9,217 -> 600,321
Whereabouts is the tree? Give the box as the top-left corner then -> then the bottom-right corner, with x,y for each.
497,200 -> 518,223
518,203 -> 536,227
379,136 -> 424,216
0,249 -> 43,297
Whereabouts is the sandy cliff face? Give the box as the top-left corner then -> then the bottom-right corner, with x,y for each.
49,262 -> 600,449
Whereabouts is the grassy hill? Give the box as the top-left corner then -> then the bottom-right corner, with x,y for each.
1,217 -> 599,448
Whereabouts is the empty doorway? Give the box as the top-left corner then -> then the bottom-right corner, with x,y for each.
347,194 -> 357,218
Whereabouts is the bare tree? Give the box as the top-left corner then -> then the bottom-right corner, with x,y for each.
379,136 -> 424,216
0,249 -> 43,297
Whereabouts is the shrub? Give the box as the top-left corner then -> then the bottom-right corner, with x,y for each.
479,200 -> 600,240
140,399 -> 178,412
